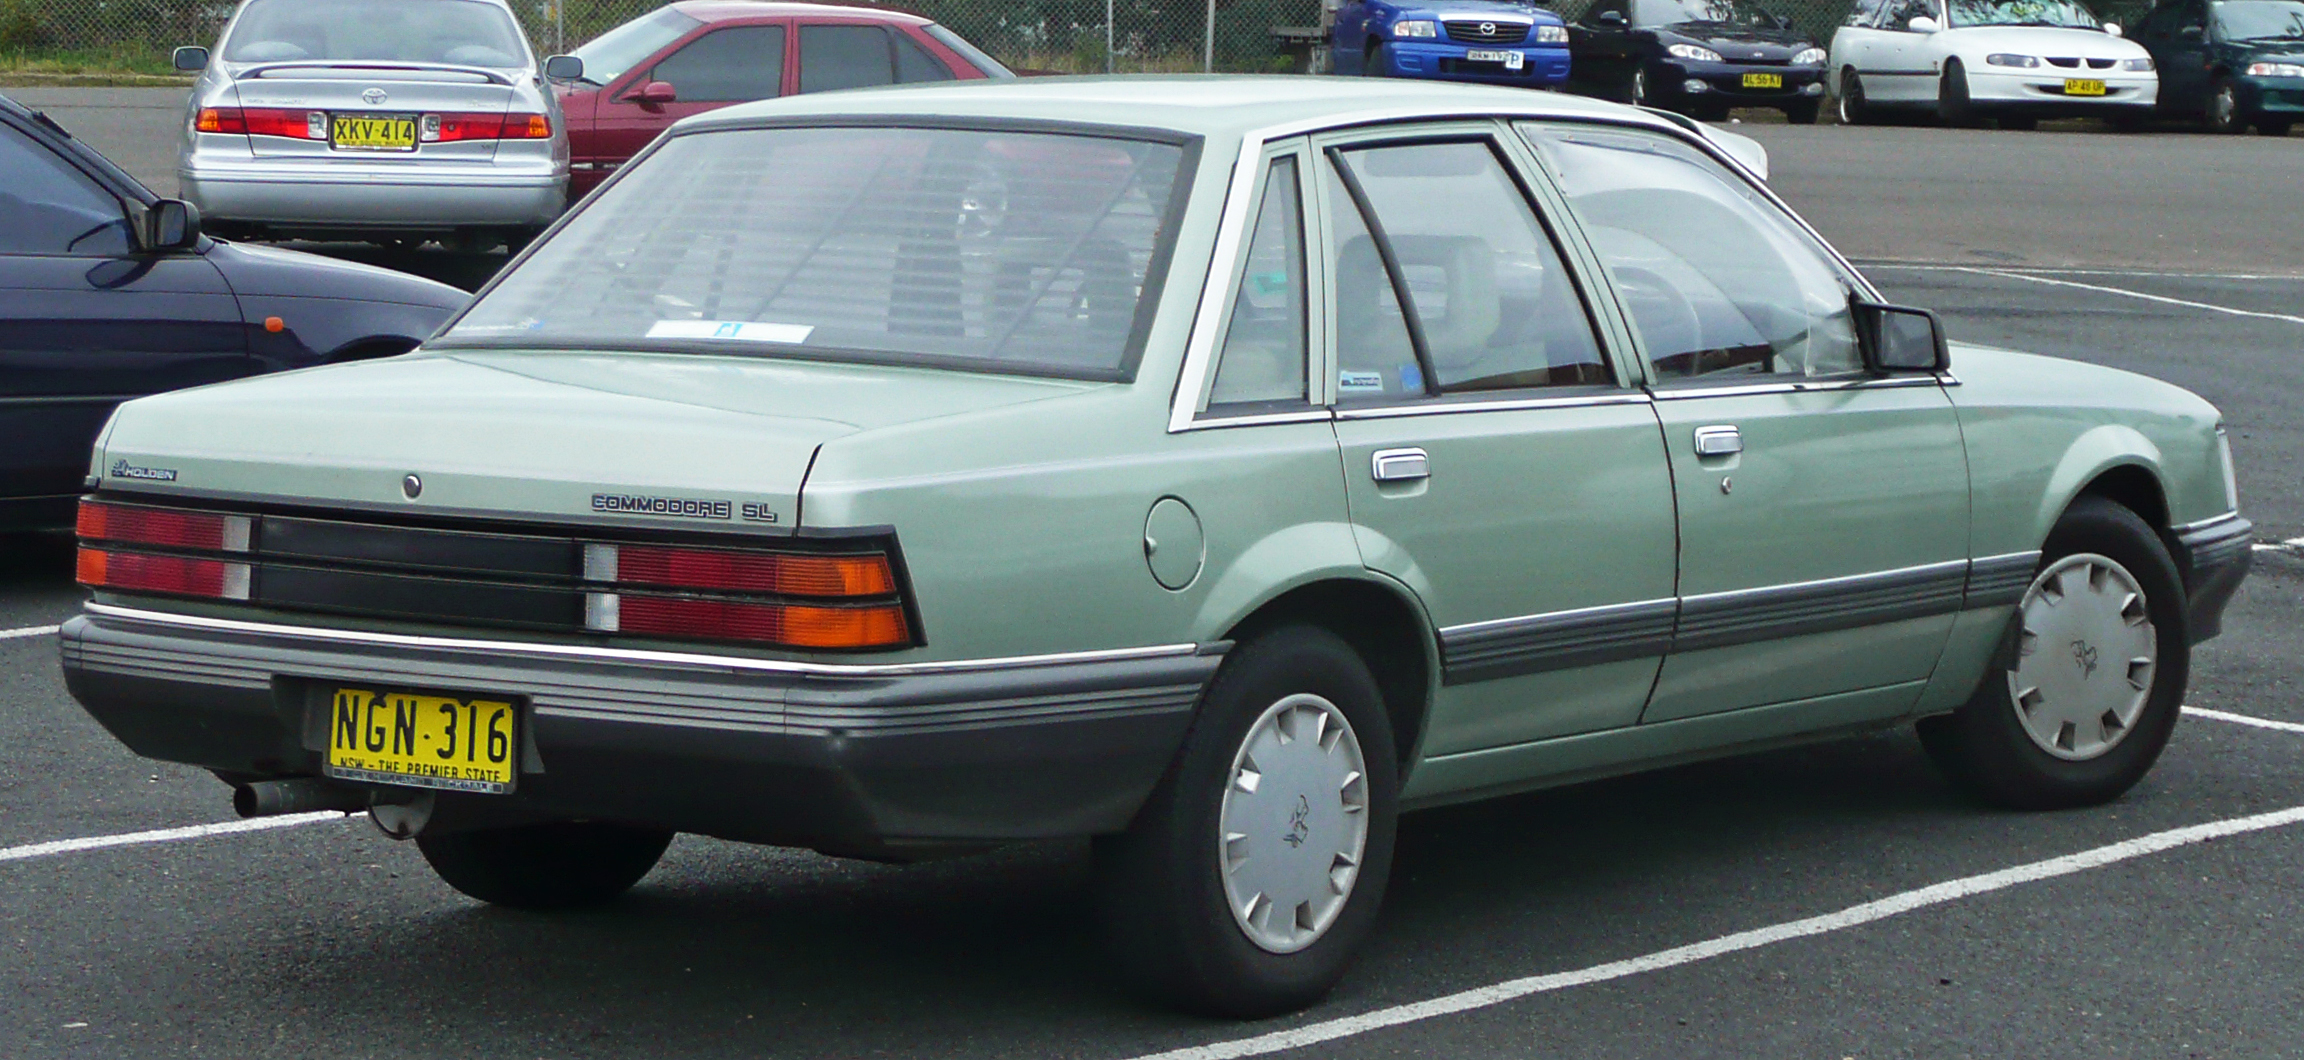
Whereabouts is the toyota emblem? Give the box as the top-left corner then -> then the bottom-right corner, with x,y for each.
362,87 -> 388,105
1480,21 -> 1498,34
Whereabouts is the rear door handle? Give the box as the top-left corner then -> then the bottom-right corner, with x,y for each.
1693,425 -> 1742,456
1371,448 -> 1430,483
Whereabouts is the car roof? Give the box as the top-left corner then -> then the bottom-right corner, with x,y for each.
671,1 -> 932,25
680,74 -> 1672,141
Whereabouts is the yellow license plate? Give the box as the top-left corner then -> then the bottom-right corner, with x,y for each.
330,114 -> 417,151
325,688 -> 517,793
1742,72 -> 1784,89
2064,78 -> 2107,96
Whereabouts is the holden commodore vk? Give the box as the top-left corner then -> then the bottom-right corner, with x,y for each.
59,76 -> 2250,1017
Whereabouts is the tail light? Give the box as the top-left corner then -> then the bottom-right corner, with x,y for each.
196,107 -> 328,139
76,500 -> 252,600
581,543 -> 912,650
419,112 -> 552,142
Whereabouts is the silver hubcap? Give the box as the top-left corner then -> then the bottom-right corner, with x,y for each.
2007,553 -> 2158,761
2215,87 -> 2237,125
1219,693 -> 1370,954
1633,69 -> 1647,103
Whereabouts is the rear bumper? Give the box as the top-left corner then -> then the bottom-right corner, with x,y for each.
181,161 -> 566,230
2177,514 -> 2252,642
60,605 -> 1219,853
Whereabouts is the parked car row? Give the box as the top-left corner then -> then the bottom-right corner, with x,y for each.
1338,0 -> 2304,132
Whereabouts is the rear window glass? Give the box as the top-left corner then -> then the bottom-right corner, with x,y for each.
223,0 -> 528,67
440,126 -> 1189,380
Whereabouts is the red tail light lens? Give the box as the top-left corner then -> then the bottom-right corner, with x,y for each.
77,501 -> 251,552
596,544 -> 896,598
605,594 -> 910,649
197,107 -> 326,139
77,549 -> 251,600
419,112 -> 552,142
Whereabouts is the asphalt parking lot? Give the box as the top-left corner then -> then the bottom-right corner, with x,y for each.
4,87 -> 2303,1058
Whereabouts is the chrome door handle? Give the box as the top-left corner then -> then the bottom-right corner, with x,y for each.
1692,425 -> 1742,457
1371,448 -> 1430,483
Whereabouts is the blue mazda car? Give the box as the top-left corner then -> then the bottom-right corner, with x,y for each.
1333,0 -> 1573,86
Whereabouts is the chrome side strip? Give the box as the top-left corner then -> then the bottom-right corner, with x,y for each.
80,603 -> 1207,679
1648,375 -> 1944,401
1334,391 -> 1653,421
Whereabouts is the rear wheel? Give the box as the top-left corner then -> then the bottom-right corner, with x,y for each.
1094,625 -> 1399,1018
417,821 -> 674,910
1938,60 -> 1978,126
1917,498 -> 2189,810
1837,69 -> 1875,125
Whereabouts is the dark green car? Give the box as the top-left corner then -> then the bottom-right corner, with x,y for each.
2135,0 -> 2304,133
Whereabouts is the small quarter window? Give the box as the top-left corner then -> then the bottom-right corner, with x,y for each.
894,32 -> 955,83
1327,139 -> 1612,404
1206,157 -> 1308,412
1522,123 -> 1863,381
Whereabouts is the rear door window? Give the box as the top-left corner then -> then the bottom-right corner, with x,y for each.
650,25 -> 786,103
800,25 -> 897,93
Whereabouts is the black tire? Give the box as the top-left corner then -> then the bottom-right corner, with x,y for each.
1837,69 -> 1875,125
1364,42 -> 1390,77
417,821 -> 674,910
2260,118 -> 2295,136
1629,66 -> 1652,107
1938,60 -> 1977,126
1093,625 -> 1400,1018
1784,98 -> 1821,124
2206,77 -> 2248,133
1998,114 -> 2038,131
1917,497 -> 2190,810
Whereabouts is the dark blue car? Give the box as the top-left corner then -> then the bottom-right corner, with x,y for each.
0,92 -> 467,531
1334,0 -> 1574,86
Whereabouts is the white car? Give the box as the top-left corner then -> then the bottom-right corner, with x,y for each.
1830,0 -> 2159,128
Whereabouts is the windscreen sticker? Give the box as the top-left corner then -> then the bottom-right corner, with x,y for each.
645,320 -> 815,344
1339,370 -> 1386,393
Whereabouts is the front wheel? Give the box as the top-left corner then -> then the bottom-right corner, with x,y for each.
417,821 -> 674,910
2207,78 -> 2248,133
1094,625 -> 1400,1017
1917,498 -> 2189,810
1938,60 -> 1978,126
1363,42 -> 1391,77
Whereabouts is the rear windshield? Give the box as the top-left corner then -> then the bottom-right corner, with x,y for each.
223,0 -> 530,67
439,125 -> 1190,380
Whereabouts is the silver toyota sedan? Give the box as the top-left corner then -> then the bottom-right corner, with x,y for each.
172,0 -> 570,250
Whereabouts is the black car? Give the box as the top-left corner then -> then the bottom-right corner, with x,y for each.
1,92 -> 468,531
2134,0 -> 2304,134
1567,0 -> 1832,121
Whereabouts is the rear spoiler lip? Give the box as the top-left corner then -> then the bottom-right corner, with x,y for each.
231,61 -> 519,86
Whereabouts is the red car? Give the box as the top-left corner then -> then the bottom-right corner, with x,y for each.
553,2 -> 1012,196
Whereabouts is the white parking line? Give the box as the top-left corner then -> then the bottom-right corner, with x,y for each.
1861,262 -> 2304,283
0,625 -> 61,640
0,812 -> 350,865
2188,706 -> 2304,735
1950,268 -> 2304,326
1126,803 -> 2304,1060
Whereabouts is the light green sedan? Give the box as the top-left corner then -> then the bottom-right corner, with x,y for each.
61,76 -> 2251,1016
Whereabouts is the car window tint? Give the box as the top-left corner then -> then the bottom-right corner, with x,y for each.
443,126 -> 1185,380
0,124 -> 131,256
650,25 -> 785,103
1521,123 -> 1861,381
894,32 -> 955,82
801,25 -> 895,93
1207,157 -> 1308,411
1330,140 -> 1610,400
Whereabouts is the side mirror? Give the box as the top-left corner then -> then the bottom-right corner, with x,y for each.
633,80 -> 678,106
1855,302 -> 1948,374
2104,21 -> 2123,35
173,46 -> 210,72
142,199 -> 203,253
544,54 -> 585,80
2179,23 -> 2205,38
1907,15 -> 1940,32
1596,10 -> 1628,27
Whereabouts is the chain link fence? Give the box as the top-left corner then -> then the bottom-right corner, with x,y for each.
7,0 -> 2159,75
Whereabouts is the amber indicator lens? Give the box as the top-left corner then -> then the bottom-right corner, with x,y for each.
614,595 -> 909,649
609,545 -> 896,598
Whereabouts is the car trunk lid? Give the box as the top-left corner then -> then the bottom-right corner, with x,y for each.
229,64 -> 520,161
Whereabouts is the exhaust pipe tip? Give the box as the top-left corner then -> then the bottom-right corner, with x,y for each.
233,778 -> 368,818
